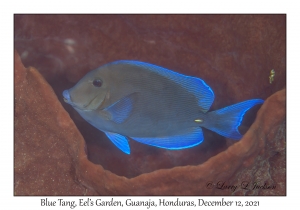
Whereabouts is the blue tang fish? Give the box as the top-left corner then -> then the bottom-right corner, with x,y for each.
63,60 -> 264,154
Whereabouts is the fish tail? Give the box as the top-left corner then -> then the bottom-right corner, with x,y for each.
202,99 -> 264,140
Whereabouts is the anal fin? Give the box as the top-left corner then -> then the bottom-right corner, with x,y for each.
131,127 -> 204,150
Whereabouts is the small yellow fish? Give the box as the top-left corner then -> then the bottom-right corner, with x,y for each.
269,69 -> 275,84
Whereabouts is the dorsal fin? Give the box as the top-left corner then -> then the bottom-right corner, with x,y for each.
111,60 -> 215,113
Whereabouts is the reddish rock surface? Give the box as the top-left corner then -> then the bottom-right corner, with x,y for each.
14,51 -> 97,195
14,15 -> 286,195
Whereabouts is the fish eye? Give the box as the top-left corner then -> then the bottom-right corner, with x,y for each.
92,79 -> 102,87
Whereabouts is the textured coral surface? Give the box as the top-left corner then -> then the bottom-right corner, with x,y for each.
14,51 -> 95,195
14,15 -> 286,195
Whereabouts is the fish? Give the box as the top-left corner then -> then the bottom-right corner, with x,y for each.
63,60 -> 264,154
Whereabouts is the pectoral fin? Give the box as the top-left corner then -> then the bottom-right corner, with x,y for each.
131,127 -> 204,150
105,132 -> 130,154
104,93 -> 136,124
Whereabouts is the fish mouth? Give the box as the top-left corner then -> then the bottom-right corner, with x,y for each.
82,91 -> 108,111
63,97 -> 69,103
63,89 -> 108,111
63,90 -> 83,110
63,90 -> 72,104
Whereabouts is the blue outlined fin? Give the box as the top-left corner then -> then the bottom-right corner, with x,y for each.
109,60 -> 215,113
105,132 -> 130,154
104,93 -> 135,124
131,127 -> 204,150
204,99 -> 264,140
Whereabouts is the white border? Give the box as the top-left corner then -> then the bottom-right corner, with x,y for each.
3,0 -> 297,209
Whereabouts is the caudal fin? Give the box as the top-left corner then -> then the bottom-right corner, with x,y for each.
203,99 -> 264,140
